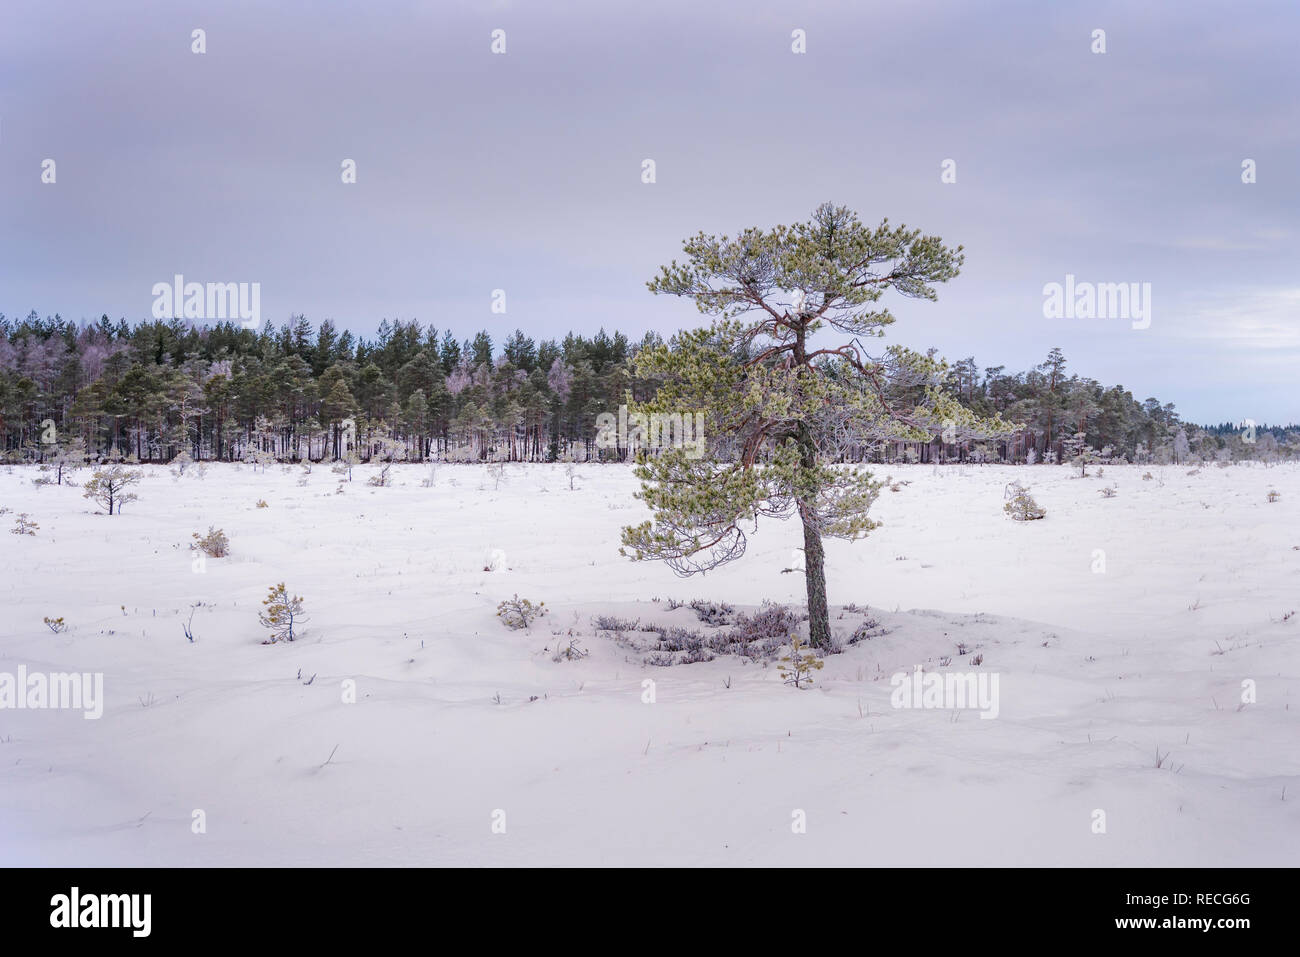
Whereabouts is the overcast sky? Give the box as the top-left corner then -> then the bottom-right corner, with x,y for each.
1,0 -> 1297,423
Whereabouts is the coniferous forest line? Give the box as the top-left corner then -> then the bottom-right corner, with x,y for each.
1,310 -> 1294,466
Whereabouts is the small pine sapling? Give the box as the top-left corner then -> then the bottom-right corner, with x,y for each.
1061,432 -> 1098,477
11,513 -> 38,536
258,583 -> 306,643
191,526 -> 230,557
497,594 -> 546,630
170,449 -> 194,477
1004,485 -> 1046,521
82,465 -> 142,515
332,449 -> 361,482
779,634 -> 824,689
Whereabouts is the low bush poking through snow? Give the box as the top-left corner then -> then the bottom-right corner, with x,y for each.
1004,485 -> 1046,521
551,638 -> 589,662
605,601 -> 805,666
255,499 -> 269,509
1267,489 -> 1281,503
191,526 -> 230,558
726,602 -> 804,646
779,635 -> 824,689
497,595 -> 546,630
847,616 -> 884,645
593,615 -> 640,632
258,583 -> 305,643
689,599 -> 734,626
43,616 -> 67,633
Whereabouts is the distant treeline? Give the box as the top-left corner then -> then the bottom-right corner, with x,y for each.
1,311 -> 1294,465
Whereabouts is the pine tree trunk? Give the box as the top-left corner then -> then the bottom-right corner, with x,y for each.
800,508 -> 830,649
795,420 -> 831,650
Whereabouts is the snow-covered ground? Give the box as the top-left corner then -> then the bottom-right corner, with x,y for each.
1,461 -> 1297,866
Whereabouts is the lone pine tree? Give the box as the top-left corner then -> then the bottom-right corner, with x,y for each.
620,203 -> 1008,649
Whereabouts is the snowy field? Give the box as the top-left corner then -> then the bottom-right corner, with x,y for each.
1,461 -> 1297,866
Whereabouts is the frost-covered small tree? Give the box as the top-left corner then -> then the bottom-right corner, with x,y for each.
366,421 -> 403,486
332,447 -> 360,481
1004,484 -> 1046,521
561,451 -> 579,490
620,203 -> 1009,649
1061,431 -> 1098,476
242,444 -> 273,471
258,583 -> 305,643
82,465 -> 141,515
48,436 -> 86,485
170,448 -> 194,477
1172,428 -> 1190,464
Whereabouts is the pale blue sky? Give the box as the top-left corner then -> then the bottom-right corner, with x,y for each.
1,0 -> 1297,423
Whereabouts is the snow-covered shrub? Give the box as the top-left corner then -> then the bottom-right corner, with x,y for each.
1142,472 -> 1154,481
192,526 -> 230,558
725,603 -> 803,645
689,599 -> 734,626
602,602 -> 804,665
497,595 -> 546,630
255,499 -> 268,508
83,466 -> 142,515
1004,485 -> 1046,521
1267,489 -> 1281,503
43,616 -> 67,633
644,626 -> 713,664
848,617 -> 883,645
1099,486 -> 1118,498
258,583 -> 305,643
593,615 -> 640,632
